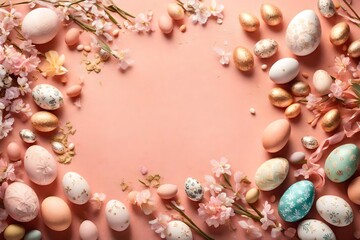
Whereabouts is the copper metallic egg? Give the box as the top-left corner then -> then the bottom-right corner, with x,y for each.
269,87 -> 293,108
330,22 -> 350,46
291,81 -> 311,97
285,103 -> 301,119
321,109 -> 341,132
260,3 -> 283,26
348,40 -> 360,58
239,12 -> 260,32
31,111 -> 59,132
233,46 -> 254,71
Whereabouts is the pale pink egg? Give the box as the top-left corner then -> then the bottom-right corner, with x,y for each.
158,15 -> 174,34
348,176 -> 360,205
262,119 -> 291,153
41,196 -> 72,231
79,220 -> 98,240
157,184 -> 178,199
66,84 -> 82,98
65,28 -> 80,46
6,142 -> 21,162
4,182 -> 39,222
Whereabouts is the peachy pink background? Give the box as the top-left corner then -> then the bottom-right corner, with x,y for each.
1,0 -> 360,239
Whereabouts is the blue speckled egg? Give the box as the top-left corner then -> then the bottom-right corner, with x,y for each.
278,180 -> 315,222
24,229 -> 42,240
324,144 -> 360,183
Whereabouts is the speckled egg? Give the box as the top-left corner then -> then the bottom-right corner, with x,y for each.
79,220 -> 98,240
318,0 -> 336,18
297,219 -> 336,240
324,143 -> 360,183
165,220 -> 193,240
286,10 -> 321,56
62,172 -> 91,205
24,230 -> 42,240
269,58 -> 300,84
316,195 -> 353,227
278,180 -> 315,222
253,39 -> 278,58
32,84 -> 64,110
4,182 -> 39,222
184,177 -> 203,201
105,200 -> 130,231
24,145 -> 58,185
254,158 -> 289,191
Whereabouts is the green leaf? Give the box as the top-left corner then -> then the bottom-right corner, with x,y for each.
352,83 -> 360,98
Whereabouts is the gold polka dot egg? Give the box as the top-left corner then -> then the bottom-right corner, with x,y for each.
62,171 -> 91,205
105,200 -> 130,232
165,220 -> 193,240
32,84 -> 64,110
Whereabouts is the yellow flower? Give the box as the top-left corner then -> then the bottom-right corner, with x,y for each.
39,51 -> 68,77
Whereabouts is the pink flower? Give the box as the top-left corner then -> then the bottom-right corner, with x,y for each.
334,54 -> 350,74
114,49 -> 134,71
90,192 -> 106,209
260,201 -> 276,230
238,218 -> 263,239
0,182 -> 8,199
0,117 -> 14,139
329,79 -> 346,100
4,87 -> 20,100
130,189 -> 155,215
284,227 -> 297,238
294,163 -> 324,179
0,8 -> 22,30
191,3 -> 211,25
198,193 -> 235,227
0,221 -> 7,234
305,93 -> 322,109
125,11 -> 154,33
209,0 -> 224,24
210,157 -> 231,177
17,77 -> 31,96
149,214 -> 171,238
0,208 -> 8,221
234,171 -> 249,203
204,175 -> 223,195
214,47 -> 231,65
271,224 -> 282,238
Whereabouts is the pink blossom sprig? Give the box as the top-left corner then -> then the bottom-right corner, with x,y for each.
337,0 -> 360,28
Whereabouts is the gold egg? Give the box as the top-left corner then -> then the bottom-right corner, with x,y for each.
321,108 -> 341,132
233,46 -> 254,71
330,22 -> 350,46
291,81 -> 311,97
31,111 -> 59,132
348,40 -> 360,58
268,87 -> 293,108
239,12 -> 260,32
260,3 -> 283,26
245,188 -> 260,204
285,103 -> 301,119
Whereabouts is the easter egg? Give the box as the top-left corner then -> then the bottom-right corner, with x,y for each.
278,180 -> 315,222
316,195 -> 353,227
157,184 -> 178,199
269,58 -> 300,84
238,12 -> 260,32
330,22 -> 350,46
51,141 -> 66,154
268,87 -> 293,108
253,39 -> 278,58
167,3 -> 185,21
6,142 -> 21,161
79,220 -> 98,240
184,177 -> 203,201
320,109 -> 341,132
19,129 -> 37,143
41,196 -> 72,231
313,69 -> 333,95
62,172 -> 91,205
158,15 -> 174,34
65,28 -> 80,46
66,84 -> 82,97
348,40 -> 360,58
260,3 -> 283,26
297,219 -> 336,240
291,81 -> 311,97
245,188 -> 260,204
301,136 -> 319,150
233,46 -> 254,71
289,151 -> 306,164
4,224 -> 25,240
4,182 -> 39,222
165,220 -> 193,240
254,158 -> 289,191
32,84 -> 64,110
324,143 -> 360,183
348,176 -> 360,205
318,0 -> 336,18
21,8 -> 60,44
286,10 -> 321,56
285,103 -> 301,119
24,230 -> 42,240
105,200 -> 130,231
262,119 -> 291,153
24,145 -> 58,185
31,111 -> 59,132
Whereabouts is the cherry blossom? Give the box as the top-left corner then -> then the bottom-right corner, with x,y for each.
0,117 -> 14,139
329,79 -> 346,100
204,175 -> 223,195
129,189 -> 155,215
90,192 -> 106,209
260,201 -> 276,230
149,214 -> 171,238
334,54 -> 351,74
209,0 -> 224,24
238,218 -> 263,239
210,157 -> 231,177
214,47 -> 231,65
125,11 -> 154,33
191,3 -> 211,25
284,227 -> 297,238
270,224 -> 282,238
233,171 -> 249,202
114,49 -> 134,71
305,93 -> 322,109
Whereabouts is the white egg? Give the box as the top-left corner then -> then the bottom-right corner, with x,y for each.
24,145 -> 58,185
318,0 -> 336,18
62,172 -> 91,205
165,220 -> 193,240
32,84 -> 64,110
316,195 -> 353,227
297,219 -> 335,240
79,220 -> 98,240
286,10 -> 321,56
269,58 -> 300,84
105,200 -> 130,231
22,8 -> 60,44
253,39 -> 278,58
313,69 -> 333,95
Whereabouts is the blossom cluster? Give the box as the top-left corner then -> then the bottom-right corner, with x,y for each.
179,0 -> 224,25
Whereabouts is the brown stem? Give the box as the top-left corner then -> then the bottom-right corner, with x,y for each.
342,0 -> 360,20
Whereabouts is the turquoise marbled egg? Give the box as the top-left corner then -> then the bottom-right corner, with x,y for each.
278,180 -> 315,222
324,143 -> 360,183
24,229 -> 42,240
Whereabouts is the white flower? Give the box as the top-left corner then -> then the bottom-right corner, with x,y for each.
191,3 -> 211,25
149,214 -> 171,239
92,19 -> 113,41
204,175 -> 223,195
210,157 -> 232,177
114,49 -> 134,71
0,117 -> 14,139
214,47 -> 231,65
209,0 -> 224,24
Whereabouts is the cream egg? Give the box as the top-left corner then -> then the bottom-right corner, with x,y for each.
105,200 -> 130,231
313,69 -> 333,95
269,58 -> 299,84
41,196 -> 72,231
167,3 -> 185,21
297,219 -> 335,240
6,142 -> 21,162
286,10 -> 321,56
262,119 -> 291,153
165,220 -> 193,240
4,182 -> 39,222
24,145 -> 58,185
253,39 -> 278,58
255,158 -> 289,191
158,15 -> 174,34
79,220 -> 99,240
62,172 -> 91,205
316,195 -> 353,227
4,224 -> 25,240
22,8 -> 60,44
32,84 -> 64,110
